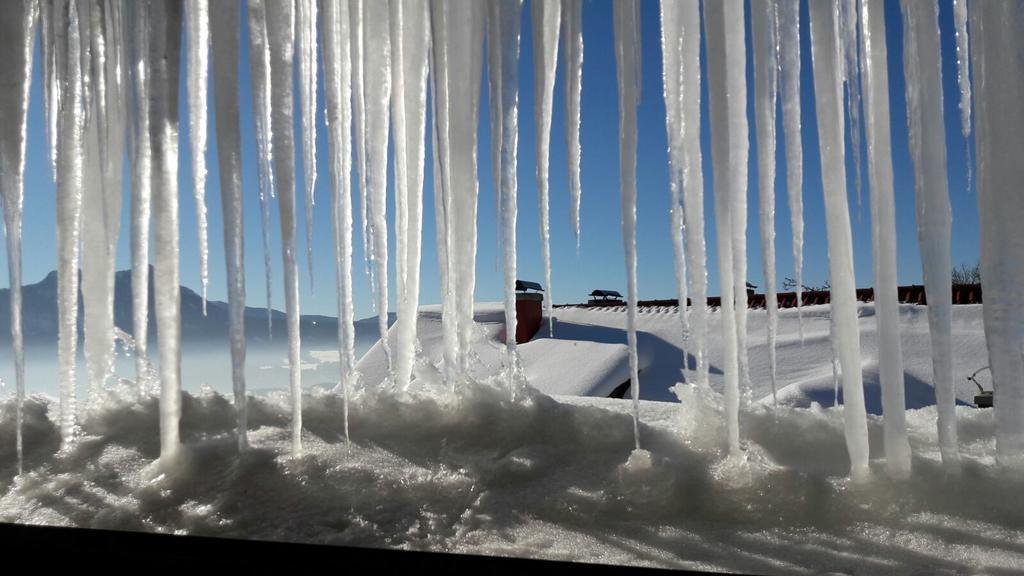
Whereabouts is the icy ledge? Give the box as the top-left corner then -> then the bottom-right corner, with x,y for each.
1,385 -> 1021,574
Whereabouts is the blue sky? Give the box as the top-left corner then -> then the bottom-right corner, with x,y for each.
13,0 -> 978,320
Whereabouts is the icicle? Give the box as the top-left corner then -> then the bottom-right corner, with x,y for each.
779,0 -> 804,341
614,0 -> 642,450
486,0 -> 524,398
82,0 -> 126,405
670,0 -> 708,385
246,0 -> 274,337
358,0 -> 392,379
324,0 -> 354,442
56,0 -> 87,446
752,0 -> 779,404
430,0 -> 485,386
351,0 -> 371,276
808,0 -> 870,481
704,0 -> 743,456
531,0 -> 560,337
128,0 -> 152,390
298,0 -> 317,289
429,38 -> 456,385
0,0 -> 38,474
185,0 -> 210,313
659,0 -> 690,369
840,0 -> 863,214
391,0 -> 430,391
265,0 -> 303,456
901,0 -> 959,470
148,0 -> 184,463
562,0 -> 583,248
969,0 -> 1024,467
40,0 -> 60,179
953,0 -> 972,192
858,0 -> 912,479
211,0 -> 247,451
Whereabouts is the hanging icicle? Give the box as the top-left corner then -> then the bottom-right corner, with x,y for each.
840,0 -> 863,214
246,0 -> 275,337
148,0 -> 184,464
0,0 -> 38,474
613,0 -> 642,451
779,0 -> 805,341
858,0 -> 912,479
487,0 -> 524,398
562,0 -> 583,249
185,0 -> 210,313
704,0 -> 746,456
211,0 -> 247,451
391,0 -> 430,391
128,0 -> 153,390
324,0 -> 354,442
265,0 -> 303,456
970,0 -> 1024,466
901,0 -> 960,471
430,0 -> 485,387
358,0 -> 392,380
82,0 -> 126,405
56,0 -> 87,447
661,0 -> 707,385
808,0 -> 870,480
752,0 -> 779,404
298,0 -> 318,290
953,0 -> 972,192
532,0 -> 561,338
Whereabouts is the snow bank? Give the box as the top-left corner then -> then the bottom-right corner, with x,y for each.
2,383 -> 1021,574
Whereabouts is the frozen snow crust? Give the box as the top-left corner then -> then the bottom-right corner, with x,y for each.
2,380 -> 1022,574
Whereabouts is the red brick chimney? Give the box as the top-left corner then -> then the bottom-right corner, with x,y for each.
515,292 -> 543,343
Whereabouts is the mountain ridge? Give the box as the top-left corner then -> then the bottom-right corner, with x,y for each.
0,267 -> 390,344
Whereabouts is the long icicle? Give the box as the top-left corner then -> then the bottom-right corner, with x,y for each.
246,0 -> 275,338
0,0 -> 38,474
82,0 -> 126,406
840,0 -> 863,214
562,0 -> 583,249
808,0 -> 870,480
704,0 -> 741,456
725,0 -> 751,407
970,0 -> 1024,466
532,0 -> 560,337
324,0 -> 354,442
360,0 -> 392,380
952,0 -> 972,191
298,0 -> 317,289
487,0 -> 524,398
56,0 -> 87,446
429,0 -> 485,387
265,0 -> 303,456
613,0 -> 642,451
391,0 -> 430,391
900,0 -> 960,471
677,0 -> 707,385
149,0 -> 184,464
779,0 -> 804,341
351,0 -> 371,277
128,0 -> 153,390
185,0 -> 210,313
752,0 -> 779,405
858,0 -> 912,479
211,0 -> 248,451
39,0 -> 59,179
659,0 -> 690,374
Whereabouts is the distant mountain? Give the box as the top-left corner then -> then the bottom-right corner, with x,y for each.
0,267 -> 393,345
